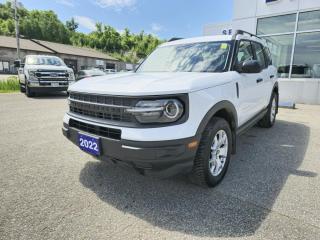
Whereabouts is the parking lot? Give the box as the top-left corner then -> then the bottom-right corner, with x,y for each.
1,93 -> 320,240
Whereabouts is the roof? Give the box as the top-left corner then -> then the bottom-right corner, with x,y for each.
0,35 -> 53,53
0,35 -> 118,61
161,35 -> 233,47
161,34 -> 266,47
33,39 -> 118,61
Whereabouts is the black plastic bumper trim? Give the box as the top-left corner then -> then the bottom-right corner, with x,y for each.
62,123 -> 196,177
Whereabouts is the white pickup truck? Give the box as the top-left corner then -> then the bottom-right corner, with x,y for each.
62,30 -> 278,187
15,55 -> 75,97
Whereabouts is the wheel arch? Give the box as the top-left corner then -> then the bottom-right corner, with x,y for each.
196,100 -> 238,154
273,81 -> 279,94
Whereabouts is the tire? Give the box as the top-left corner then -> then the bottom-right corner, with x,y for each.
19,83 -> 25,93
258,92 -> 278,128
191,117 -> 232,187
25,84 -> 35,97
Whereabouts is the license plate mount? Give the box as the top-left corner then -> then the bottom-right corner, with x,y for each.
78,133 -> 101,156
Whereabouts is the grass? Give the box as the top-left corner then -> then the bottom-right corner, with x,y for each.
0,76 -> 20,93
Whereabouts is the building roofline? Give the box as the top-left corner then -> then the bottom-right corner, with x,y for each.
0,35 -> 119,62
29,39 -> 58,54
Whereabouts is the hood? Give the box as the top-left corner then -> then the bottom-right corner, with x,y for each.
69,72 -> 236,96
25,65 -> 73,72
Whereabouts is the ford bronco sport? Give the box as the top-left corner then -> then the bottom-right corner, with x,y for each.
62,30 -> 278,187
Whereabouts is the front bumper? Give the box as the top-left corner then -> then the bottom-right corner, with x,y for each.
62,123 -> 198,177
28,80 -> 75,92
29,86 -> 69,93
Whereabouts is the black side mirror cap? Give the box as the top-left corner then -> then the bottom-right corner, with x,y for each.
14,60 -> 21,68
241,60 -> 261,74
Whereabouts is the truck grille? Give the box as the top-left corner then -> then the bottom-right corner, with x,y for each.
69,92 -> 135,123
69,119 -> 121,140
36,70 -> 69,81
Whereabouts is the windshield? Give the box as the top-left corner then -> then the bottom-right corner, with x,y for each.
26,56 -> 66,66
137,41 -> 231,73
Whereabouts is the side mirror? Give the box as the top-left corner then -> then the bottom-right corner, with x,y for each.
14,60 -> 21,68
240,60 -> 261,74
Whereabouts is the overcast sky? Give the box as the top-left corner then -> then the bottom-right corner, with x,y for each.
3,0 -> 233,39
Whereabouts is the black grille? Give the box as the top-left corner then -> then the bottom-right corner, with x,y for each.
36,70 -> 69,79
69,93 -> 133,106
69,119 -> 121,140
69,93 -> 135,123
39,78 -> 68,81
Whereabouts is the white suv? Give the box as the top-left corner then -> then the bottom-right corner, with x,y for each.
62,30 -> 278,187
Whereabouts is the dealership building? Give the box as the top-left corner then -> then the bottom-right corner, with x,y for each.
204,0 -> 320,104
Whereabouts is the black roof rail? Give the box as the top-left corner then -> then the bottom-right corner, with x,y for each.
231,30 -> 264,41
168,37 -> 183,42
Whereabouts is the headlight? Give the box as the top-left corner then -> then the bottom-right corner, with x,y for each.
28,70 -> 37,81
126,99 -> 184,123
68,71 -> 75,81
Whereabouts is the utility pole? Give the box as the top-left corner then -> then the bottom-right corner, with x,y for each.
12,0 -> 21,60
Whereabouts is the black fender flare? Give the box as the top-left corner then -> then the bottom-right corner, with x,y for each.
271,82 -> 279,114
195,100 -> 238,154
272,81 -> 279,94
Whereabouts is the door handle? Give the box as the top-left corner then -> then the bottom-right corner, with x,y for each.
256,78 -> 263,83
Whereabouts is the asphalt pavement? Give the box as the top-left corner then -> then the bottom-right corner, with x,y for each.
1,93 -> 320,240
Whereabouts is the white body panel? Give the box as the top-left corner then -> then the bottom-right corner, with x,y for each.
64,82 -> 238,141
68,72 -> 236,96
65,35 -> 277,142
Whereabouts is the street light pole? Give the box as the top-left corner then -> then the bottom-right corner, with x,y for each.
13,0 -> 20,60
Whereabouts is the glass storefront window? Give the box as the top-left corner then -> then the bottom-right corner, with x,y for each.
298,10 -> 320,31
257,14 -> 296,35
263,35 -> 294,78
0,61 -> 10,73
292,32 -> 320,79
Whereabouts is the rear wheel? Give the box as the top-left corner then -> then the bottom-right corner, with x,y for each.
191,117 -> 232,187
258,92 -> 278,128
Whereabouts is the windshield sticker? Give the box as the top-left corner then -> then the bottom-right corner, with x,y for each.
220,43 -> 228,50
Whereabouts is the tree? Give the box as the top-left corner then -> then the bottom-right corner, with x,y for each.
66,18 -> 78,32
0,1 -> 164,63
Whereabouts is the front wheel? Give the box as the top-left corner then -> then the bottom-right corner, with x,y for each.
25,84 -> 35,97
191,117 -> 232,187
258,92 -> 278,128
19,83 -> 25,93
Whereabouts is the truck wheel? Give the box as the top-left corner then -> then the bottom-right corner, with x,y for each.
25,84 -> 35,97
191,117 -> 232,187
258,92 -> 278,128
19,83 -> 26,93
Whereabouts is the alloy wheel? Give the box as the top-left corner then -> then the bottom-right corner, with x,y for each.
209,130 -> 229,177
